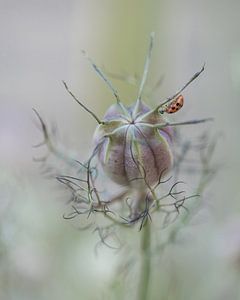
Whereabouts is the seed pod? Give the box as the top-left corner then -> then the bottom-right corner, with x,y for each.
93,100 -> 174,187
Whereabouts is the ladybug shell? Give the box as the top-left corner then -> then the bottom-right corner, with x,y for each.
166,95 -> 184,114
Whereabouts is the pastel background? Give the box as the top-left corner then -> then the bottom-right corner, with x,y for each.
0,1 -> 240,299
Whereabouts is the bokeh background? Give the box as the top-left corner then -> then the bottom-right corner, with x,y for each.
1,0 -> 240,299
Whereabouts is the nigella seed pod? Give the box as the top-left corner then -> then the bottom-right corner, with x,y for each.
34,33 -> 211,228
93,100 -> 174,187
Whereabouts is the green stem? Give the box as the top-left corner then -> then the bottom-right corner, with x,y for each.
137,221 -> 151,300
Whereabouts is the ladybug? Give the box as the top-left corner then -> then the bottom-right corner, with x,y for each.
165,95 -> 184,114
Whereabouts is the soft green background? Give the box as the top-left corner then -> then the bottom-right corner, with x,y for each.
1,0 -> 240,299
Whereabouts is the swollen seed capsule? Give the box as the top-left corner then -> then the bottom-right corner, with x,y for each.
93,100 -> 174,188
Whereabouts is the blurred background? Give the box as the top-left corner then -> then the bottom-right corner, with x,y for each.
0,0 -> 240,299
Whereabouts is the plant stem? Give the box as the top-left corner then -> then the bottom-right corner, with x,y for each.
137,220 -> 151,300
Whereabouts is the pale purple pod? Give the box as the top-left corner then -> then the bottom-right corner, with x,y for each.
93,100 -> 174,188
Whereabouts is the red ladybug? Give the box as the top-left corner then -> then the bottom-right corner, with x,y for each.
165,95 -> 184,114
